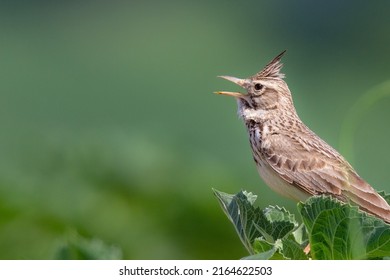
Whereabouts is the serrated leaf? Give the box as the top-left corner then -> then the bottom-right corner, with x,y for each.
264,205 -> 298,225
299,195 -> 390,259
213,189 -> 270,253
244,190 -> 258,205
215,189 -> 390,260
213,189 -> 298,254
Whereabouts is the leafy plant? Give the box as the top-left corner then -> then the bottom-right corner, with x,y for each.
213,189 -> 390,260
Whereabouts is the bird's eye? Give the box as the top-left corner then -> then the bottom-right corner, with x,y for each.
254,83 -> 263,91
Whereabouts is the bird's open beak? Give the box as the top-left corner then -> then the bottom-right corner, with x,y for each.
215,76 -> 248,98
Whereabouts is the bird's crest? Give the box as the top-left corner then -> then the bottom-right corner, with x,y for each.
251,50 -> 286,80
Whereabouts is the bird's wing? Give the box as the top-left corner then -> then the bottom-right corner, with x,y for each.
262,132 -> 390,223
262,132 -> 346,196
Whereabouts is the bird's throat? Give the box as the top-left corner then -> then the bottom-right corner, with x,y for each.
237,100 -> 268,122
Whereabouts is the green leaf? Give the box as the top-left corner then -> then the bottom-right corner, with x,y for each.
292,223 -> 309,246
311,208 -> 364,259
213,189 -> 271,253
214,189 -> 390,260
252,238 -> 273,253
281,238 -> 309,260
298,195 -> 390,259
213,189 -> 298,255
244,238 -> 287,260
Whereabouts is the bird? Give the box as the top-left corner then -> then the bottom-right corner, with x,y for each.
216,50 -> 390,223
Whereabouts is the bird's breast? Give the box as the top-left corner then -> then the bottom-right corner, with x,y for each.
255,160 -> 310,202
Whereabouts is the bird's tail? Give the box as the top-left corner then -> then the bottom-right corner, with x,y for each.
342,171 -> 390,224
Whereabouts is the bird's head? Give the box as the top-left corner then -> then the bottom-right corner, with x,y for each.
216,51 -> 296,120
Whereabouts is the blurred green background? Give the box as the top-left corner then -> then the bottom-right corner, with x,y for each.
0,0 -> 390,259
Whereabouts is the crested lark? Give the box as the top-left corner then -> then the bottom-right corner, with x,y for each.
216,51 -> 390,223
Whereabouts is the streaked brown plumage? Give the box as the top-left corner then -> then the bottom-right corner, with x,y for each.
216,51 -> 390,223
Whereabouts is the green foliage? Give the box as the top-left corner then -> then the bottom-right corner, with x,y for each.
214,189 -> 390,260
54,232 -> 122,260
